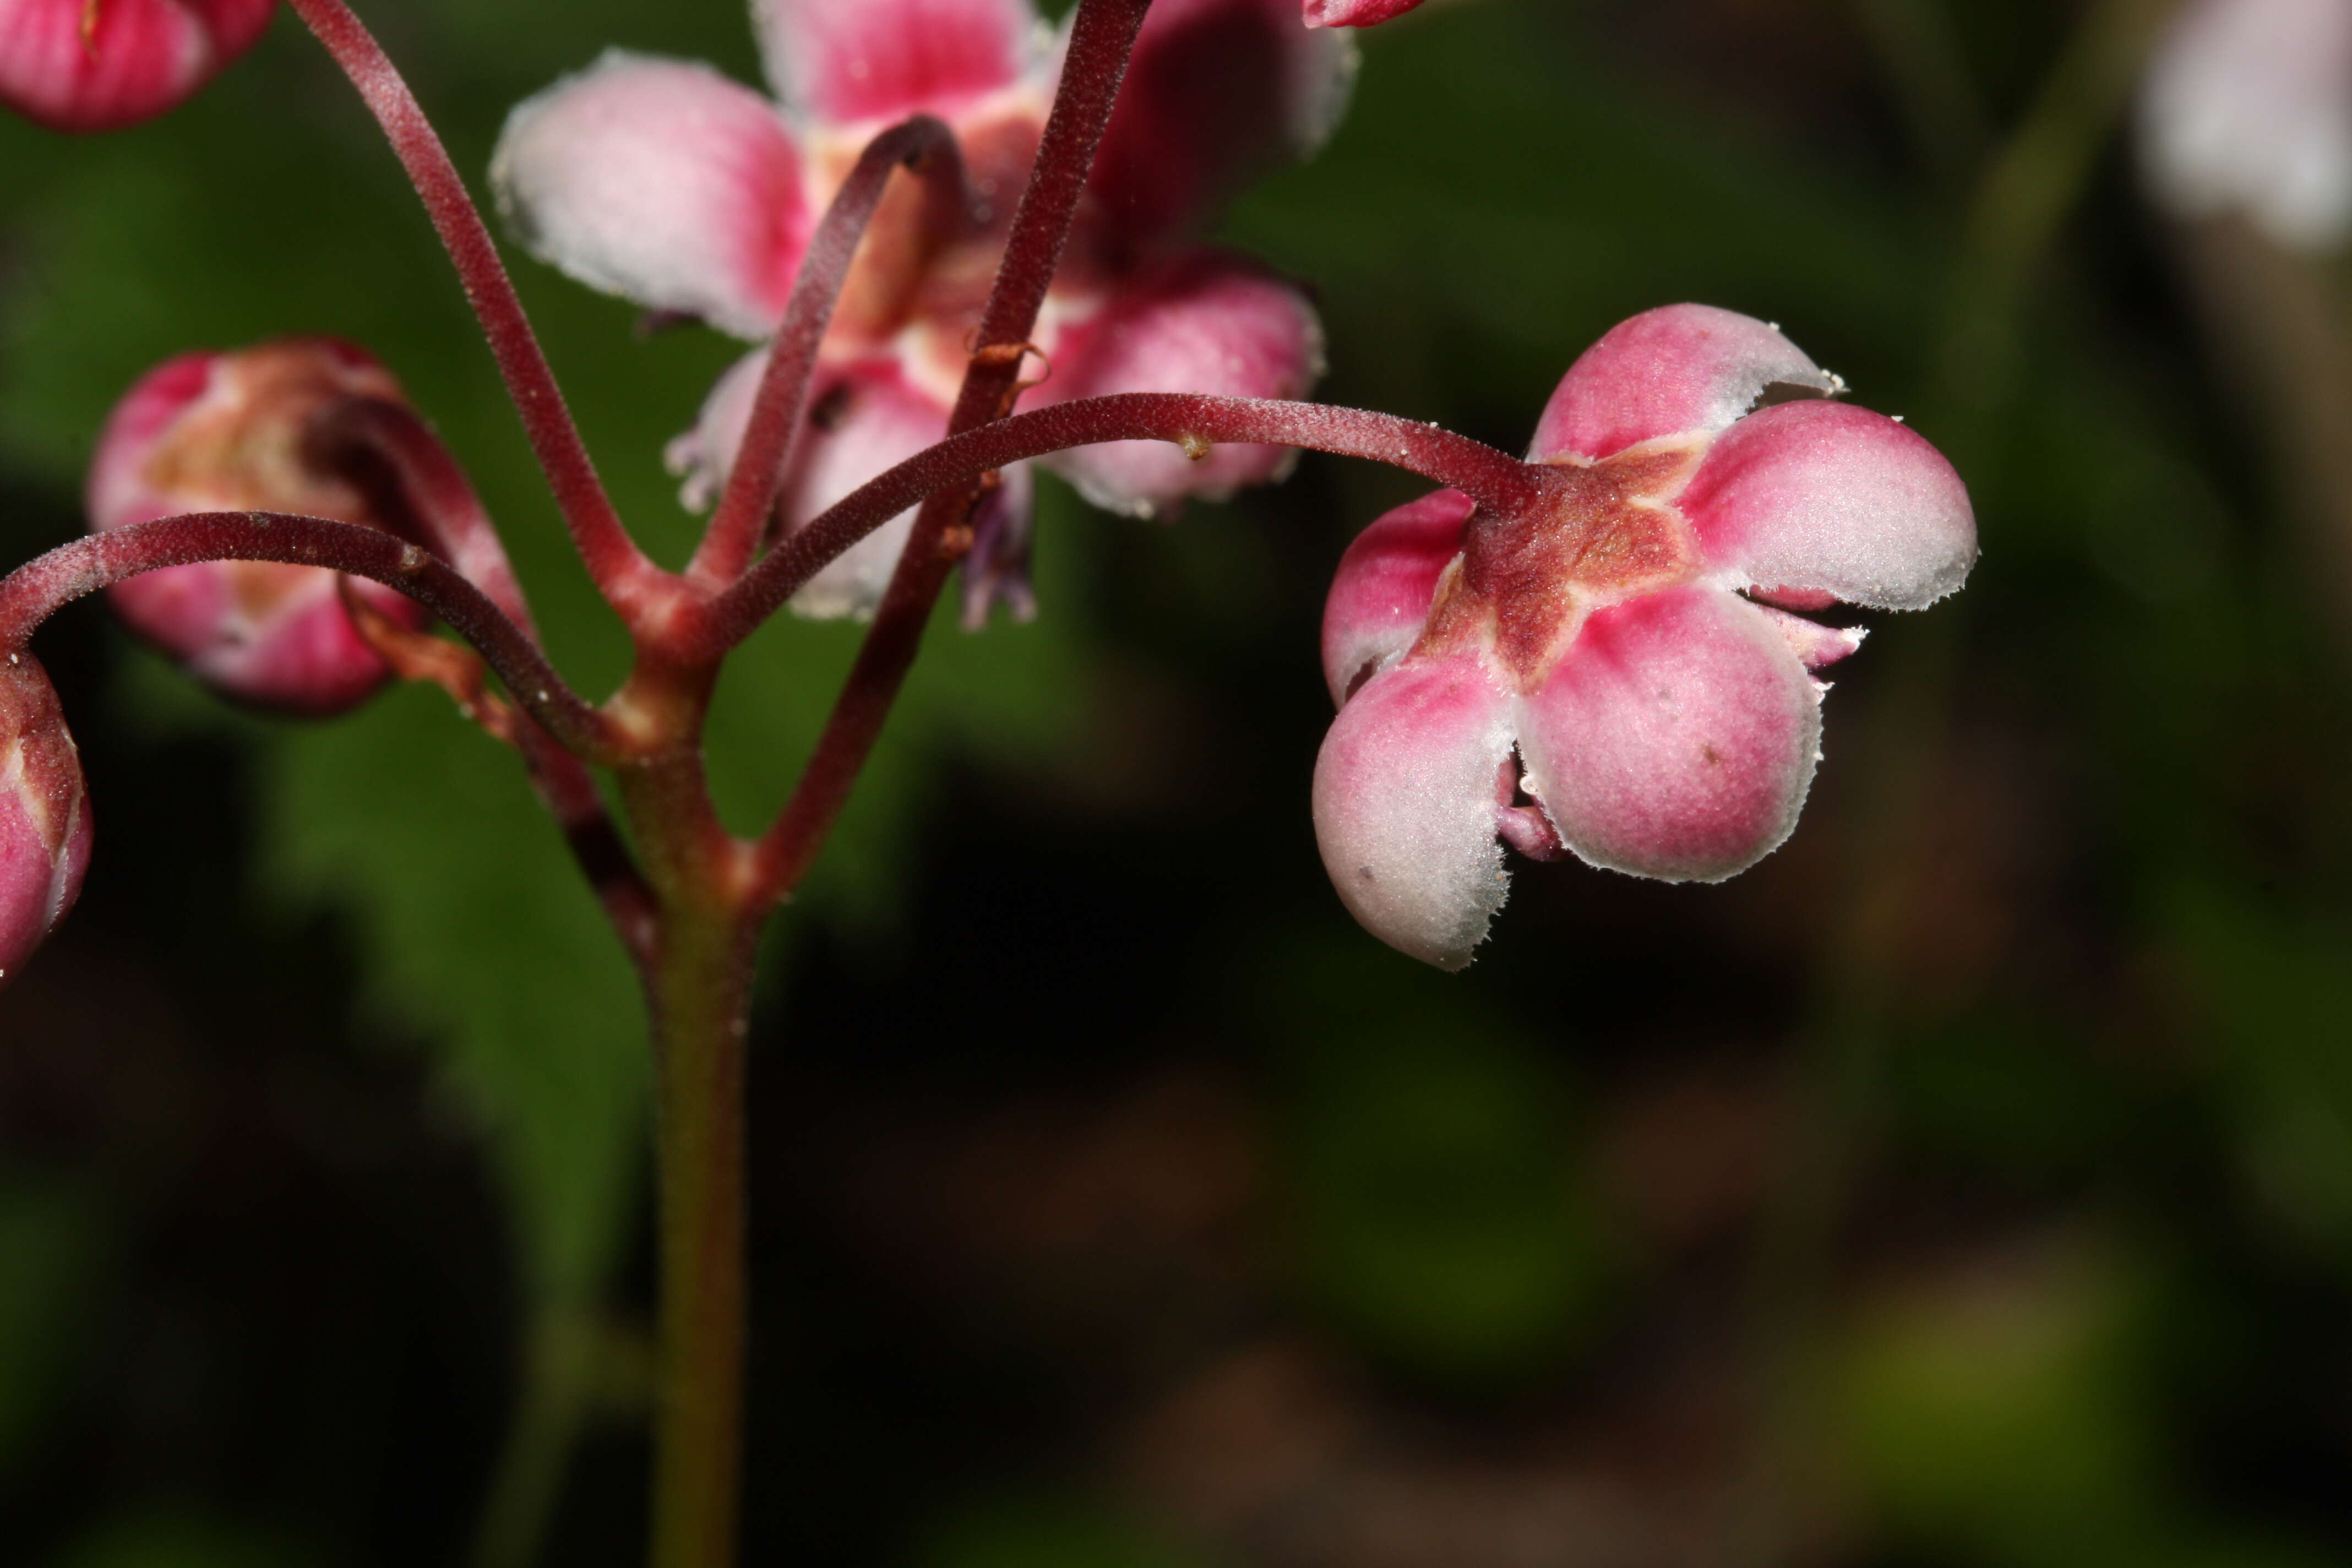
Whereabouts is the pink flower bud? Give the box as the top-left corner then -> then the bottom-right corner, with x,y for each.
0,0 -> 276,133
0,654 -> 92,986
85,338 -> 431,716
1303,0 -> 1424,25
1314,305 -> 1975,968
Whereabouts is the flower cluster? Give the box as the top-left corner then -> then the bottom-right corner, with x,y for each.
490,0 -> 1347,620
1314,306 -> 1976,968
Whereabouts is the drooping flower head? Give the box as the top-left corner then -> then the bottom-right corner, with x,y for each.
0,0 -> 275,133
85,337 -> 432,715
0,652 -> 92,986
492,0 -> 1348,620
2139,0 -> 2352,249
1315,305 -> 1975,968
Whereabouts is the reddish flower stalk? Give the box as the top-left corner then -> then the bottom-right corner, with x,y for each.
734,392 -> 1537,897
305,396 -> 660,960
737,0 -> 1155,912
0,511 -> 621,763
693,392 -> 1537,664
683,116 -> 970,589
279,0 -> 667,622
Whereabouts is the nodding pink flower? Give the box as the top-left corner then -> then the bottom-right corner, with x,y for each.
86,338 -> 432,716
0,654 -> 92,986
492,0 -> 1348,621
1302,0 -> 1424,26
2139,0 -> 2352,249
0,0 -> 275,133
1314,305 -> 1975,969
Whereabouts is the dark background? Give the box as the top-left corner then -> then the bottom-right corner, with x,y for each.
8,0 -> 2352,1564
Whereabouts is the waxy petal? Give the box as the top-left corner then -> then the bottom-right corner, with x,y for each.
1303,0 -> 1424,25
2139,0 -> 2352,248
1041,251 -> 1325,515
0,0 -> 274,133
1083,0 -> 1355,256
492,53 -> 808,340
0,655 -> 92,984
754,0 -> 1042,127
1680,400 -> 1975,610
1312,651 -> 1515,970
1517,586 -> 1819,882
1320,487 -> 1473,705
1528,304 -> 1839,462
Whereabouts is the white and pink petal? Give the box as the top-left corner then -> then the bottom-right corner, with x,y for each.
754,0 -> 1043,128
491,52 -> 809,340
1528,304 -> 1841,463
1679,399 -> 1975,611
777,362 -> 965,620
1516,586 -> 1820,883
1320,487 -> 1472,705
1082,0 -> 1355,256
1303,0 -> 1425,25
1311,651 -> 1516,970
1039,251 -> 1324,516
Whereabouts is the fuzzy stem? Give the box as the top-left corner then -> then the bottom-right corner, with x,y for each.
734,394 -> 1528,899
307,398 -> 660,960
689,393 -> 1535,663
715,0 -> 1151,913
281,0 -> 669,621
0,514 -> 620,763
643,906 -> 754,1568
683,117 -> 970,590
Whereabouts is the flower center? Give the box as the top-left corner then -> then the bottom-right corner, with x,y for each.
1415,438 -> 1706,691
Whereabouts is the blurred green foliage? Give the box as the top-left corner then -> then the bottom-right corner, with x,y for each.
1267,937 -> 1613,1384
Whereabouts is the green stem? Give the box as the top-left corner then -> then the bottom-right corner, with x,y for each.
646,902 -> 756,1568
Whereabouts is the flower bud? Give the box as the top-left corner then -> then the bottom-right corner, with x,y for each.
0,0 -> 277,133
85,338 -> 431,716
0,654 -> 92,986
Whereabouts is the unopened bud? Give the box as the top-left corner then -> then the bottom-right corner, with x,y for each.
85,338 -> 432,716
0,655 -> 92,986
0,0 -> 278,133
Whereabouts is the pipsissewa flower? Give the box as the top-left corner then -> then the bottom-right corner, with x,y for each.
1314,305 -> 1976,968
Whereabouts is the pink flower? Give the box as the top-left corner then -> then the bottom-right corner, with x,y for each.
2139,0 -> 2352,249
85,338 -> 432,716
0,653 -> 92,986
1314,305 -> 1975,968
491,0 -> 1348,619
1302,0 -> 1425,26
0,0 -> 275,133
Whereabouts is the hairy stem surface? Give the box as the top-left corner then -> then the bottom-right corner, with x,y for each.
742,0 -> 1155,910
694,393 -> 1536,662
685,117 -> 969,589
282,0 -> 666,619
0,513 -> 618,760
643,905 -> 755,1568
